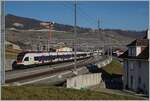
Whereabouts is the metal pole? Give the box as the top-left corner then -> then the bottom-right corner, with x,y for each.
48,23 -> 51,67
74,0 -> 77,75
98,18 -> 100,55
1,1 -> 5,85
98,18 -> 100,31
47,40 -> 49,52
48,22 -> 51,52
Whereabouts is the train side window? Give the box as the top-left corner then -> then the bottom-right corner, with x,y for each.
43,56 -> 46,60
34,57 -> 39,61
53,55 -> 57,59
24,57 -> 29,61
40,56 -> 42,61
45,56 -> 48,60
58,55 -> 62,59
48,56 -> 51,60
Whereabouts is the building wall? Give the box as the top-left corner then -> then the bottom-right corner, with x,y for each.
138,61 -> 149,94
148,30 -> 150,39
128,60 -> 137,90
56,47 -> 72,52
123,60 -> 127,89
136,46 -> 141,56
123,59 -> 149,95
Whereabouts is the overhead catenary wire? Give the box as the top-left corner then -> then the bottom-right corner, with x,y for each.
22,2 -> 107,52
62,3 -> 98,29
77,6 -> 98,26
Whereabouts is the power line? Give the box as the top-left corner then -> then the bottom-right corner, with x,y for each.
77,8 -> 96,28
78,6 -> 97,22
62,3 -> 98,29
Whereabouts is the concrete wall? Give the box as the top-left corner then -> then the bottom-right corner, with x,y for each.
96,57 -> 112,68
67,73 -> 101,89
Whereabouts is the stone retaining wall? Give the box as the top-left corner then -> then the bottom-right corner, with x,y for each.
67,73 -> 101,89
66,56 -> 112,89
96,57 -> 112,68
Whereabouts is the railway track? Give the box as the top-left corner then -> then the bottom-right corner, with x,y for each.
5,56 -> 107,84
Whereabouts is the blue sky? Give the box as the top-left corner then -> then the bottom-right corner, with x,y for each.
5,1 -> 149,31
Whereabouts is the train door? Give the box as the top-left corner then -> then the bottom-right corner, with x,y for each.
57,52 -> 59,61
29,56 -> 34,65
42,55 -> 44,64
23,57 -> 30,65
24,56 -> 34,65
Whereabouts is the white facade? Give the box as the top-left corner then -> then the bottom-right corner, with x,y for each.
56,47 -> 73,52
123,59 -> 149,94
122,30 -> 149,95
148,29 -> 150,39
136,46 -> 141,56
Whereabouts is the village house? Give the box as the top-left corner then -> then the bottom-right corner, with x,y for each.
5,41 -> 21,50
119,30 -> 149,95
113,48 -> 124,57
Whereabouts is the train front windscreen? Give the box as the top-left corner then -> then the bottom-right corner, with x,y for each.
17,53 -> 26,62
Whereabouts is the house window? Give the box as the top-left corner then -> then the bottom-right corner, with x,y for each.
130,76 -> 133,89
131,48 -> 135,56
128,47 -> 136,56
143,83 -> 146,89
124,61 -> 128,69
138,76 -> 141,84
138,61 -> 141,68
128,48 -> 131,56
130,62 -> 134,70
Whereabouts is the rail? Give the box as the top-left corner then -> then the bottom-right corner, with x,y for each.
5,57 -> 93,83
5,56 -> 111,84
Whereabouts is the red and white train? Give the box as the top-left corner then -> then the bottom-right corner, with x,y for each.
12,51 -> 93,69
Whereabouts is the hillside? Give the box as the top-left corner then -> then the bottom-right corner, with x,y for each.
5,14 -> 146,51
5,14 -> 91,33
5,14 -> 44,30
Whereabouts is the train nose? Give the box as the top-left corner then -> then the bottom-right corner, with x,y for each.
12,61 -> 17,70
17,61 -> 22,64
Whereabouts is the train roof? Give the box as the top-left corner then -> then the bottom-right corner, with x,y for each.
18,51 -> 91,55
